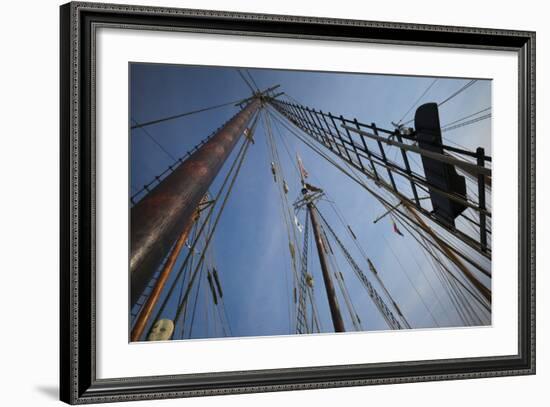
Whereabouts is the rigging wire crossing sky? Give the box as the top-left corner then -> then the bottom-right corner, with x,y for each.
130,63 -> 492,340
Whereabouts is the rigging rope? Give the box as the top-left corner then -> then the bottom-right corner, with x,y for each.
427,231 -> 486,326
180,212 -> 229,339
394,220 -> 458,325
397,78 -> 438,125
174,221 -> 199,338
429,245 -> 470,325
442,114 -> 491,133
441,107 -> 491,129
317,220 -> 362,331
237,69 -> 256,93
391,207 -> 491,313
245,69 -> 260,91
400,80 -> 479,126
439,79 -> 478,107
318,201 -> 407,327
262,110 -> 301,333
328,251 -> 363,331
187,261 -> 205,338
315,206 -> 405,329
307,285 -> 322,333
388,211 -> 451,317
296,213 -> 311,334
131,117 -> 177,161
379,222 -> 441,327
131,99 -> 242,130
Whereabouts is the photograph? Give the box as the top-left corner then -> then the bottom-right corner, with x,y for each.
129,63 -> 492,342
55,2 -> 536,403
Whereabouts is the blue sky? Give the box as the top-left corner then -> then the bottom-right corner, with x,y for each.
130,63 -> 492,340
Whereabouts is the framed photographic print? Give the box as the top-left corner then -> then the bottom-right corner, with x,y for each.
60,1 -> 535,404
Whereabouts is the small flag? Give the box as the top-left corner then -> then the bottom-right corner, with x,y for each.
294,215 -> 303,233
296,153 -> 309,180
392,220 -> 404,237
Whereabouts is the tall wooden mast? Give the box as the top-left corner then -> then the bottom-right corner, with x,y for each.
130,99 -> 261,306
307,200 -> 346,332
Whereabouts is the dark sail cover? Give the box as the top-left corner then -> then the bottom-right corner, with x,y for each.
414,103 -> 466,227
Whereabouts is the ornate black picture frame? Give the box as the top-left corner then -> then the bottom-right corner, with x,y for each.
60,2 -> 535,404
